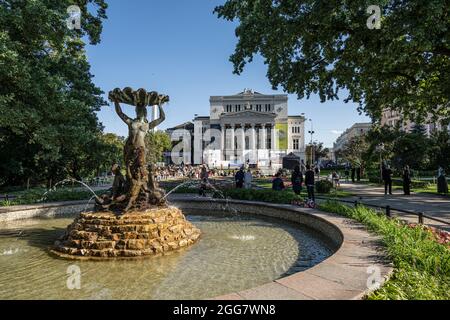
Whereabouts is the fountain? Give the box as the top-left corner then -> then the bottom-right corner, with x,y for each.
52,87 -> 201,259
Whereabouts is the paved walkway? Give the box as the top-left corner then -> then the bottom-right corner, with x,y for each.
338,182 -> 450,231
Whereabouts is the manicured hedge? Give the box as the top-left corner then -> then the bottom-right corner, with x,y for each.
315,180 -> 333,194
214,188 -> 303,204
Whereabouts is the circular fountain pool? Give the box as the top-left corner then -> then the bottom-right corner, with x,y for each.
0,213 -> 333,299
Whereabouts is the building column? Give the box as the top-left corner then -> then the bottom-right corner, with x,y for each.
226,124 -> 235,162
250,124 -> 256,151
229,125 -> 235,162
220,124 -> 225,161
240,124 -> 246,164
250,124 -> 256,163
271,124 -> 276,151
260,125 -> 267,150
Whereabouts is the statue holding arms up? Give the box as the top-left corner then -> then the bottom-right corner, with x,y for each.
96,87 -> 169,212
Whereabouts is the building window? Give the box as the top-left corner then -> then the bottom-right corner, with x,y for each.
293,139 -> 299,150
292,126 -> 300,134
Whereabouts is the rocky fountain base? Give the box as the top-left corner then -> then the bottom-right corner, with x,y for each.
52,207 -> 201,260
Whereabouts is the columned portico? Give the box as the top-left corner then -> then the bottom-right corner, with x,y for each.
168,90 -> 306,173
218,110 -> 278,166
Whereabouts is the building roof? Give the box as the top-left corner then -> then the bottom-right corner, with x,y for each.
288,115 -> 306,120
166,121 -> 194,131
193,116 -> 210,121
210,89 -> 288,102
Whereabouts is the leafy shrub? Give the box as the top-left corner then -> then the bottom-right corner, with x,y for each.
214,188 -> 303,204
315,180 -> 333,194
0,188 -> 109,206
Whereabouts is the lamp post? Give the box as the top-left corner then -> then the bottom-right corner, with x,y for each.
308,119 -> 315,165
377,143 -> 385,184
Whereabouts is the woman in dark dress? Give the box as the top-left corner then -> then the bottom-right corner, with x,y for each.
437,166 -> 449,194
291,165 -> 303,195
272,171 -> 285,191
402,165 -> 411,195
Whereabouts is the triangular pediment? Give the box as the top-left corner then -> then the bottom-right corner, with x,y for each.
220,110 -> 276,119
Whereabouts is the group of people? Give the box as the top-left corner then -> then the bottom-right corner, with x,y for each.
342,165 -> 362,183
290,164 -> 317,203
233,163 -> 320,203
154,164 -> 234,181
234,167 -> 254,189
382,164 -> 449,196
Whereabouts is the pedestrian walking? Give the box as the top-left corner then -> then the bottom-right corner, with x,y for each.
437,166 -> 449,194
235,167 -> 245,189
291,165 -> 303,195
305,164 -> 315,202
314,165 -> 321,181
332,171 -> 340,188
402,165 -> 411,195
244,169 -> 253,189
382,165 -> 393,195
272,171 -> 285,191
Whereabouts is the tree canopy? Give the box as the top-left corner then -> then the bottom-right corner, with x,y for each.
0,0 -> 108,186
145,131 -> 172,165
215,0 -> 450,122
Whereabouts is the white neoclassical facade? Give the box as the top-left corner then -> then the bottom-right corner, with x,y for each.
167,89 -> 304,171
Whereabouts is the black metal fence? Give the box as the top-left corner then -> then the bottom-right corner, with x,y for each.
0,195 -> 17,202
316,196 -> 450,228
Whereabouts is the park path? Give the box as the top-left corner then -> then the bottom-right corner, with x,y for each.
338,182 -> 450,231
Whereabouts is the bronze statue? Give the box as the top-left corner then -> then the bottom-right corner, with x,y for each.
96,87 -> 169,212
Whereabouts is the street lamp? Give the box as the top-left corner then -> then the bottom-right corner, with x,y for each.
308,119 -> 315,165
377,143 -> 385,183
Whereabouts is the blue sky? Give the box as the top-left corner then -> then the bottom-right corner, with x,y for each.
86,0 -> 370,147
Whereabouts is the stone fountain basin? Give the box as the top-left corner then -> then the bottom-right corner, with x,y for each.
0,196 -> 393,300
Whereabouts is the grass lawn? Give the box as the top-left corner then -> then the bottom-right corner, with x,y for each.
412,184 -> 449,197
390,184 -> 449,197
253,179 -> 353,198
320,201 -> 450,300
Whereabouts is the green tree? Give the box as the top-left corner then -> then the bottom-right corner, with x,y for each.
75,133 -> 125,179
391,130 -> 431,170
145,131 -> 172,164
0,0 -> 108,187
215,1 -> 450,122
429,129 -> 450,171
341,135 -> 369,169
365,125 -> 399,163
307,142 -> 330,160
